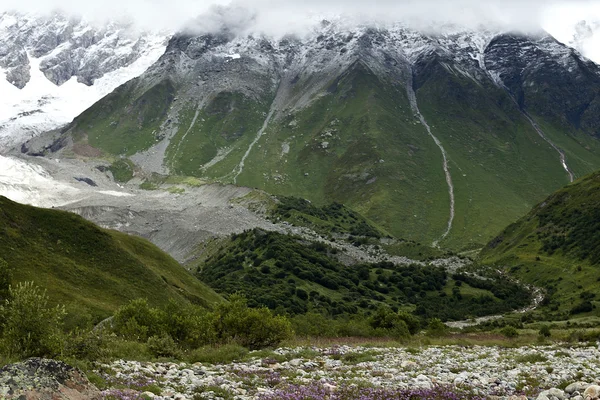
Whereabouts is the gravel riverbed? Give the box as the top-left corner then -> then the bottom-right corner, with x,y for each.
97,344 -> 600,400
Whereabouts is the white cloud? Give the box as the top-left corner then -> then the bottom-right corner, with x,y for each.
4,0 -> 600,62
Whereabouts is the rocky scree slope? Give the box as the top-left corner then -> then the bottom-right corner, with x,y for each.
42,21 -> 600,250
0,11 -> 167,149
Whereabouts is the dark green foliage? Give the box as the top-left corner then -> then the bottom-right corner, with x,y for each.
213,295 -> 293,349
0,282 -> 66,358
147,334 -> 181,358
501,326 -> 519,338
539,325 -> 551,338
426,318 -> 449,337
570,301 -> 594,315
198,229 -> 531,322
270,196 -> 384,238
0,259 -> 10,302
109,296 -> 293,351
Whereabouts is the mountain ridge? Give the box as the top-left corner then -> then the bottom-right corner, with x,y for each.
20,21 -> 600,249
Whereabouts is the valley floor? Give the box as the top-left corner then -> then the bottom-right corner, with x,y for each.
96,344 -> 599,399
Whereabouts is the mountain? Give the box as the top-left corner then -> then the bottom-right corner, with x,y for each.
480,171 -> 600,318
0,12 -> 168,150
0,195 -> 221,328
27,21 -> 600,249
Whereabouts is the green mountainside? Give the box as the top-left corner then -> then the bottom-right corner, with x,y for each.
0,196 -> 221,326
194,229 -> 530,322
480,171 -> 600,318
32,28 -> 600,250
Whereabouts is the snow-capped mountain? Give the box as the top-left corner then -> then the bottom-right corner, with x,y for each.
32,19 -> 599,250
0,12 -> 169,150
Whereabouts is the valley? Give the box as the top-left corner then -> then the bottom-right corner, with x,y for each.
1,7 -> 600,400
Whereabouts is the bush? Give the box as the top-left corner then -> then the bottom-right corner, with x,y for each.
162,301 -> 216,348
426,318 -> 449,337
369,306 -> 414,339
64,330 -> 108,361
0,259 -> 11,303
539,325 -> 551,338
214,295 -> 293,349
500,326 -> 519,338
147,334 -> 180,358
0,282 -> 66,358
111,299 -> 165,341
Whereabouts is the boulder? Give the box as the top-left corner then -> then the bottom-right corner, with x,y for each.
584,385 -> 600,400
0,358 -> 101,399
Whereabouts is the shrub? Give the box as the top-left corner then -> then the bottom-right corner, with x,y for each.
162,301 -> 217,348
539,325 -> 551,338
64,330 -> 108,361
426,318 -> 449,337
147,334 -> 180,358
0,282 -> 66,358
500,326 -> 519,338
111,299 -> 165,341
214,295 -> 293,349
0,259 -> 11,303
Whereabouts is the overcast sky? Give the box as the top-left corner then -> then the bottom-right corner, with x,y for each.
3,0 -> 600,48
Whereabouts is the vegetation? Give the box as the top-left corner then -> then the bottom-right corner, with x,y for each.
480,171 -> 600,318
0,196 -> 221,329
108,158 -> 135,183
196,229 -> 530,322
269,196 -> 385,238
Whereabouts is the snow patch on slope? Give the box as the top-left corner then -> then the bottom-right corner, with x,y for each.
0,12 -> 169,151
0,155 -> 132,208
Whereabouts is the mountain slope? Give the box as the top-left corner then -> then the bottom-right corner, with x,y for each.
0,195 -> 221,326
195,228 -> 530,321
39,22 -> 600,249
0,12 -> 168,150
480,171 -> 600,318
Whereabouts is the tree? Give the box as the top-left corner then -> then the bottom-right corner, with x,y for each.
0,282 -> 66,358
0,259 -> 11,302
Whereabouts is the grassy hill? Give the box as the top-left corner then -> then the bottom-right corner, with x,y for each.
194,228 -> 530,322
479,171 -> 600,319
0,196 -> 221,327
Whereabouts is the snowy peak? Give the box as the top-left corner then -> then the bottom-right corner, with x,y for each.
0,12 -> 169,150
0,12 -> 162,87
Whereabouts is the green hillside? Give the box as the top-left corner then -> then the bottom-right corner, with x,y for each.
194,229 -> 530,321
0,196 -> 221,327
479,171 -> 600,318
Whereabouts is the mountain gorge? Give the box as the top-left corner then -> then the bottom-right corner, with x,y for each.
33,21 -> 600,250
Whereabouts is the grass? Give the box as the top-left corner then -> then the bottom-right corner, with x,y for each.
60,49 -> 600,252
109,158 -> 136,183
0,196 -> 222,330
73,79 -> 176,156
479,171 -> 600,317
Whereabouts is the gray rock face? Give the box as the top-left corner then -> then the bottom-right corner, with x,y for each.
0,11 -> 165,88
0,358 -> 101,399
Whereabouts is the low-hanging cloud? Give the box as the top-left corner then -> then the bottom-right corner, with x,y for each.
2,0 -> 600,40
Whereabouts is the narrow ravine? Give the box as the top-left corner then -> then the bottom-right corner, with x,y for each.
406,78 -> 455,247
172,102 -> 203,168
520,110 -> 575,183
232,106 -> 277,184
480,52 -> 575,183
